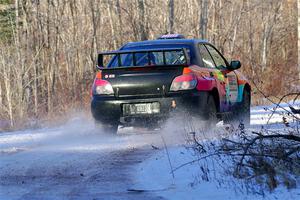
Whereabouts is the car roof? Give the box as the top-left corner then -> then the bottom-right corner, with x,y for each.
123,39 -> 210,48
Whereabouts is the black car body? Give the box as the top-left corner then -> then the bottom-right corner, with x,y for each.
91,34 -> 251,133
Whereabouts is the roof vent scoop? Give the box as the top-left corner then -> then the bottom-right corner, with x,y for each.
158,34 -> 185,40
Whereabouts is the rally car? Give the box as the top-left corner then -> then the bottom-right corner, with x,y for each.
91,34 -> 251,133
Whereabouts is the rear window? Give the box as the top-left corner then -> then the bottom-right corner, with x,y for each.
106,44 -> 192,68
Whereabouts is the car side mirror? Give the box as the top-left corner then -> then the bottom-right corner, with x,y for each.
228,60 -> 241,71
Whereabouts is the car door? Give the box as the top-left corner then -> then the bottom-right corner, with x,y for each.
204,44 -> 239,106
198,44 -> 227,112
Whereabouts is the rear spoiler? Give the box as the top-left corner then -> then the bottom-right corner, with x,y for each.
97,48 -> 190,70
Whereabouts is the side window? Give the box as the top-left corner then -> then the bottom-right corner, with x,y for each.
198,44 -> 216,68
205,45 -> 227,69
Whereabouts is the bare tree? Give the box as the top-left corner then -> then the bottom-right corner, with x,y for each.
0,0 -> 297,129
298,0 -> 300,82
199,0 -> 208,39
89,0 -> 100,65
107,0 -> 117,49
116,0 -> 123,45
168,0 -> 174,33
138,0 -> 148,41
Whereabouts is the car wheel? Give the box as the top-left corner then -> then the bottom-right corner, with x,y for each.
95,120 -> 118,134
204,94 -> 218,128
224,90 -> 250,127
238,89 -> 251,126
146,120 -> 163,131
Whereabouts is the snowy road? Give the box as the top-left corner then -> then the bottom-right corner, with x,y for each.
0,102 -> 299,200
0,117 -> 186,200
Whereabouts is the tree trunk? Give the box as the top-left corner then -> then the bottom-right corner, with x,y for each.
107,1 -> 117,49
168,0 -> 174,33
262,23 -> 268,72
298,0 -> 300,82
0,76 -> 2,113
116,0 -> 123,45
199,0 -> 208,39
229,3 -> 244,58
138,0 -> 148,41
3,65 -> 13,127
89,0 -> 99,66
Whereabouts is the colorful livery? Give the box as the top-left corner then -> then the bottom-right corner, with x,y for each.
91,34 -> 251,133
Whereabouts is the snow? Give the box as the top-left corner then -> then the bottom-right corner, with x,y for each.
133,146 -> 300,200
0,102 -> 299,199
133,101 -> 300,200
0,117 -> 165,199
250,101 -> 300,125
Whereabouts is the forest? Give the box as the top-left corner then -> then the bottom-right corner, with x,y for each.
0,0 -> 298,130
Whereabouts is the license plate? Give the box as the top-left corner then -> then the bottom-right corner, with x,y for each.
123,102 -> 160,115
136,103 -> 150,113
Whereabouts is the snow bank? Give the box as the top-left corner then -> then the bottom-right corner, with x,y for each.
133,147 -> 300,200
133,102 -> 300,200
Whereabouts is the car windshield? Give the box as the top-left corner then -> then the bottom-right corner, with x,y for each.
106,44 -> 191,68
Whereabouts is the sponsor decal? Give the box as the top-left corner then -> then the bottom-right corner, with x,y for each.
214,71 -> 225,82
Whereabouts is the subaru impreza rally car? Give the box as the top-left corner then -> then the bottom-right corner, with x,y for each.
91,34 -> 251,133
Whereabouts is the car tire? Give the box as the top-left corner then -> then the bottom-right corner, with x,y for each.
224,90 -> 250,127
203,94 -> 218,128
146,120 -> 164,131
238,89 -> 251,126
95,120 -> 119,134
